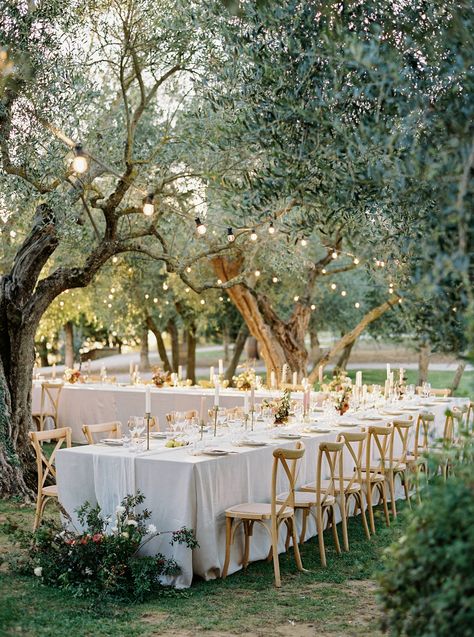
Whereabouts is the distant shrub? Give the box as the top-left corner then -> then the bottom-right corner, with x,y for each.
378,438 -> 474,636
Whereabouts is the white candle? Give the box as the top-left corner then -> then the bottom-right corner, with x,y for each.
270,371 -> 276,389
129,361 -> 133,377
145,386 -> 151,413
386,363 -> 391,379
384,380 -> 390,398
250,386 -> 255,410
244,392 -> 249,415
52,363 -> 56,380
214,377 -> 220,407
292,371 -> 298,386
87,360 -> 91,374
281,365 -> 287,384
356,371 -> 362,387
318,365 -> 323,384
399,367 -> 404,382
199,396 -> 205,422
134,364 -> 138,374
210,366 -> 214,382
218,359 -> 224,375
178,365 -> 183,380
362,384 -> 367,398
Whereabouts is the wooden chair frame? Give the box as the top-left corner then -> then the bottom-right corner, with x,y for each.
222,443 -> 305,588
388,418 -> 414,517
415,386 -> 452,397
29,427 -> 72,530
82,421 -> 122,444
362,425 -> 392,534
32,382 -> 64,432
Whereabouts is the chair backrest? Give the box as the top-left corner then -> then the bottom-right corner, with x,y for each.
467,401 -> 474,431
337,431 -> 367,490
416,386 -> 451,397
316,441 -> 345,507
390,417 -> 414,466
184,410 -> 198,420
40,382 -> 64,422
271,442 -> 305,520
82,421 -> 122,444
366,425 -> 393,475
29,427 -> 72,491
413,412 -> 435,459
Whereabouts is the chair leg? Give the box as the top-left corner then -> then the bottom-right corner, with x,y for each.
299,508 -> 308,544
357,492 -> 371,540
388,472 -> 397,518
402,471 -> 411,508
340,496 -> 349,552
271,520 -> 281,588
381,482 -> 390,527
33,494 -> 44,531
243,521 -> 251,569
330,506 -> 341,555
366,482 -> 376,534
290,517 -> 304,572
222,516 -> 233,578
315,507 -> 326,567
284,519 -> 291,551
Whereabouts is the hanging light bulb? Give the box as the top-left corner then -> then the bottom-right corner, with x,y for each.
254,270 -> 261,277
186,266 -> 192,273
353,257 -> 360,265
72,143 -> 88,174
250,228 -> 258,241
217,278 -> 222,285
341,290 -> 347,297
355,302 -> 360,308
227,227 -> 235,242
321,268 -> 327,274
145,294 -> 149,300
268,221 -> 275,235
153,297 -> 158,303
310,304 -> 316,310
195,217 -> 206,235
112,256 -> 118,264
272,276 -> 278,283
300,237 -> 308,247
163,282 -> 168,290
200,299 -> 205,305
330,283 -> 337,290
143,193 -> 154,216
294,295 -> 299,302
332,251 -> 338,259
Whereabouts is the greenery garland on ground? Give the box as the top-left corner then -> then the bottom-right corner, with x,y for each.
378,436 -> 474,637
3,492 -> 198,602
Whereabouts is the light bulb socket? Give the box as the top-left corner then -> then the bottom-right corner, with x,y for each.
195,217 -> 206,235
227,227 -> 235,242
268,222 -> 275,234
250,228 -> 257,240
74,143 -> 85,157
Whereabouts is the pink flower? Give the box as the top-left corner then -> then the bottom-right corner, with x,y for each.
92,533 -> 103,543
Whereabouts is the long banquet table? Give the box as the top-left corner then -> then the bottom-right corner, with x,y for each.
32,381 -> 291,443
56,395 -> 465,588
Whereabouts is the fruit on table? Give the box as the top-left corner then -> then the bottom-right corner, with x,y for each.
165,439 -> 188,448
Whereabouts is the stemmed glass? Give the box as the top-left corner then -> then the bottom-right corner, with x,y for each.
422,382 -> 431,398
127,417 -> 145,452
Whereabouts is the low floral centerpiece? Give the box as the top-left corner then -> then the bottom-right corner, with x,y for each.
233,366 -> 256,391
5,492 -> 197,601
64,368 -> 81,384
152,367 -> 171,387
322,370 -> 352,415
263,389 -> 292,425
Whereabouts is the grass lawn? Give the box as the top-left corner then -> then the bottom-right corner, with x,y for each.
0,498 -> 407,637
343,369 -> 473,397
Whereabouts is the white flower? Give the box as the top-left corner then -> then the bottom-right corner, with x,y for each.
126,519 -> 138,527
34,567 -> 43,577
115,505 -> 126,515
121,532 -> 129,539
85,567 -> 93,576
146,524 -> 157,535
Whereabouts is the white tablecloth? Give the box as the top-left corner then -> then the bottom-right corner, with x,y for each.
32,382 -> 295,443
56,397 -> 465,587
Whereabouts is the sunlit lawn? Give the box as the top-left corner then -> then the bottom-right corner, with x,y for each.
0,498 -> 407,636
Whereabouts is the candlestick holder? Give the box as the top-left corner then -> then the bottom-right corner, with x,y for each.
145,411 -> 152,450
199,419 -> 205,441
250,408 -> 255,432
244,413 -> 249,432
213,405 -> 219,437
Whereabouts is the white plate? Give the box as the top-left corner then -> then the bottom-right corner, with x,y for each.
304,427 -> 331,434
235,440 -> 268,447
274,433 -> 301,440
382,411 -> 405,416
360,415 -> 381,421
100,438 -> 123,446
419,401 -> 437,406
150,432 -> 167,439
336,423 -> 358,428
202,448 -> 229,456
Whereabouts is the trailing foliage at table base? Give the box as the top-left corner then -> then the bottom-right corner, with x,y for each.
378,437 -> 474,637
3,492 -> 198,602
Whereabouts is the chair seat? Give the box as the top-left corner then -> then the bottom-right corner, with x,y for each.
225,502 -> 294,520
360,467 -> 385,482
41,484 -> 58,497
392,462 -> 407,472
301,479 -> 362,494
277,491 -> 335,507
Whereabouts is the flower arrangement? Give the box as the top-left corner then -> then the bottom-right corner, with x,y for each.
263,389 -> 292,425
334,388 -> 351,415
152,367 -> 171,387
64,368 -> 81,384
5,492 -> 197,601
322,369 -> 353,394
233,366 -> 256,391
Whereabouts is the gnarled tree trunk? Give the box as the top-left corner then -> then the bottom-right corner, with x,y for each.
146,315 -> 171,372
140,324 -> 150,372
225,323 -> 249,384
64,320 -> 74,368
418,342 -> 431,386
186,323 -> 197,384
167,318 -> 180,373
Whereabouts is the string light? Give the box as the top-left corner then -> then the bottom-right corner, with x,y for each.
72,143 -> 88,174
108,294 -> 113,300
186,266 -> 192,273
294,295 -> 299,301
143,193 -> 154,216
268,222 -> 276,235
9,230 -> 16,238
310,304 -> 316,310
355,302 -> 360,308
195,217 -> 206,235
330,283 -> 337,290
217,278 -> 222,285
321,268 -> 327,274
145,294 -> 149,299
153,297 -> 158,303
112,256 -> 118,264
250,228 -> 258,241
163,282 -> 168,290
254,270 -> 261,277
272,276 -> 278,283
332,251 -> 338,259
219,296 -> 224,301
353,257 -> 360,265
227,227 -> 235,242
200,299 -> 205,305
107,303 -> 112,308
185,287 -> 190,293
341,290 -> 347,296
300,237 -> 308,247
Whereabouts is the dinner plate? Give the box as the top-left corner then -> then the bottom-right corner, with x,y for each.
235,439 -> 268,447
150,432 -> 167,439
100,438 -> 123,446
434,398 -> 450,403
360,415 -> 381,421
304,427 -> 332,434
274,433 -> 301,440
419,401 -> 437,406
336,422 -> 358,428
202,448 -> 229,456
382,410 -> 405,416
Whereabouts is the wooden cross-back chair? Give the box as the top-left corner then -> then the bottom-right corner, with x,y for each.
82,421 -> 122,445
288,442 -> 344,566
29,427 -> 72,530
388,417 -> 414,517
362,425 -> 393,534
222,443 -> 306,588
416,386 -> 452,397
32,382 -> 64,432
466,401 -> 474,433
406,412 -> 435,500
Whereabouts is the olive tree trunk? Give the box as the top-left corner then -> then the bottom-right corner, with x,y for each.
64,321 -> 74,368
225,323 -> 249,384
146,315 -> 171,372
186,324 -> 197,384
418,342 -> 431,385
140,324 -> 150,372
